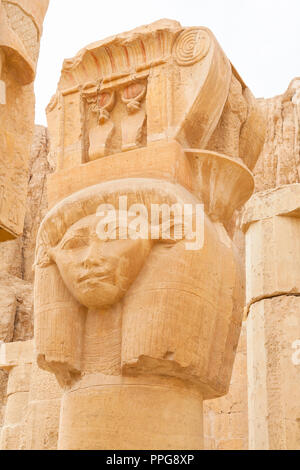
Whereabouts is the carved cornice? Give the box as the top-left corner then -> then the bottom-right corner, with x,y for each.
49,20 -> 233,163
59,19 -> 182,90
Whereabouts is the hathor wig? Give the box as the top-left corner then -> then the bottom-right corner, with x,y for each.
34,178 -> 243,396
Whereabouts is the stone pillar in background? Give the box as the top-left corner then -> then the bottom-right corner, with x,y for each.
20,355 -> 62,450
0,340 -> 62,450
0,341 -> 33,449
243,185 -> 300,450
0,125 -> 53,449
0,0 -> 49,241
204,323 -> 248,450
34,20 -> 265,450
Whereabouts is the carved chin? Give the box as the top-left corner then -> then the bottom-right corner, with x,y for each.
74,281 -> 124,308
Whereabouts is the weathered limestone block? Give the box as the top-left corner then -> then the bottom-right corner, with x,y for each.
254,79 -> 300,192
0,286 -> 16,342
36,20 -> 263,450
242,182 -> 300,450
0,340 -> 63,450
204,322 -> 248,450
0,369 -> 8,429
0,125 -> 50,350
0,126 -> 50,278
204,217 -> 248,451
0,0 -> 49,241
20,361 -> 62,450
207,74 -> 266,171
0,238 -> 22,276
247,296 -> 300,450
243,184 -> 300,307
22,125 -> 51,282
0,126 -> 51,446
0,0 -> 49,83
0,340 -> 33,449
0,273 -> 33,341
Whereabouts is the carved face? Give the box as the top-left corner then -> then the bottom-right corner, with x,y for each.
51,214 -> 152,309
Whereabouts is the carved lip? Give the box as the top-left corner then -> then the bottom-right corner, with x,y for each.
78,271 -> 112,283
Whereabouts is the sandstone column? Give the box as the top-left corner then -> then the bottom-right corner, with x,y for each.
243,185 -> 300,450
0,340 -> 62,450
21,357 -> 62,450
0,341 -> 33,449
0,0 -> 49,241
35,20 -> 265,450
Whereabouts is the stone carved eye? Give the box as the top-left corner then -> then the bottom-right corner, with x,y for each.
60,236 -> 90,251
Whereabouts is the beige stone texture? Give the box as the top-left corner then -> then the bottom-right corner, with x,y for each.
0,125 -> 51,445
0,340 -> 63,450
21,361 -> 62,450
243,189 -> 300,307
0,126 -> 51,344
0,369 -> 8,429
0,0 -> 49,241
0,286 -> 16,342
254,79 -> 300,192
59,375 -> 203,450
243,186 -> 300,450
204,322 -> 248,450
247,296 -> 300,450
46,19 -> 264,176
1,17 -> 300,452
0,341 -> 33,449
242,78 -> 300,451
34,20 -> 265,450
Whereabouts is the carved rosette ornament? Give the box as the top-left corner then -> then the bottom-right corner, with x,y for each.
40,20 -> 266,449
173,28 -> 211,66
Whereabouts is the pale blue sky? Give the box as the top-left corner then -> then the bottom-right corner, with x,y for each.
35,0 -> 300,125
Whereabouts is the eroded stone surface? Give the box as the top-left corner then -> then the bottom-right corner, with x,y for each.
247,296 -> 300,450
34,20 -> 263,450
0,125 -> 50,444
1,16 -> 299,451
254,79 -> 300,191
0,0 -> 49,240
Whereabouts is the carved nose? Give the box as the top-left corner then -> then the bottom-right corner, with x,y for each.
83,241 -> 105,267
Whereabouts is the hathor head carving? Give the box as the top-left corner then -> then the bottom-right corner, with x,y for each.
35,178 -> 243,396
36,178 -> 200,308
50,213 -> 152,309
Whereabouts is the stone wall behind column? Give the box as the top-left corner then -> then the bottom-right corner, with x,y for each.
0,125 -> 51,440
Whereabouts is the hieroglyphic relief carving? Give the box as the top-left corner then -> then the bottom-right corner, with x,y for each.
47,20 -> 241,171
88,90 -> 116,160
81,79 -> 147,162
121,81 -> 146,151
